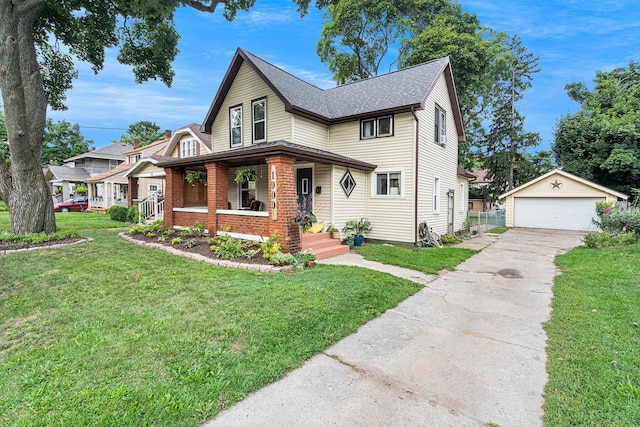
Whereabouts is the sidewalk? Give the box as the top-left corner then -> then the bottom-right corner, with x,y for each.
206,229 -> 583,427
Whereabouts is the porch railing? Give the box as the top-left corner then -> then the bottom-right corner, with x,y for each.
89,197 -> 104,208
138,194 -> 164,223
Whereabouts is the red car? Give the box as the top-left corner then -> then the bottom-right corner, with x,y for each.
54,196 -> 88,212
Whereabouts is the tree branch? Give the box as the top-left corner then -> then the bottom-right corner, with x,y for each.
179,0 -> 223,13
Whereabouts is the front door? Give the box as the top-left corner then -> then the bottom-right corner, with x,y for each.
296,168 -> 313,211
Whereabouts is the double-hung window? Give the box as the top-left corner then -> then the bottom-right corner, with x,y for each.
239,180 -> 257,209
230,105 -> 243,147
373,169 -> 403,197
252,98 -> 266,143
434,105 -> 446,145
180,139 -> 197,158
361,115 -> 393,139
433,177 -> 440,212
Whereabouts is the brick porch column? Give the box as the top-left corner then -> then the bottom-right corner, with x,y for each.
205,162 -> 229,235
128,177 -> 138,208
265,154 -> 299,253
164,167 -> 184,229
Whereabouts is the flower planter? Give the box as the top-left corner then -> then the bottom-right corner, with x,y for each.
331,231 -> 341,239
353,235 -> 364,246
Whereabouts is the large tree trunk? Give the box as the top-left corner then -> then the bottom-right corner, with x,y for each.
0,0 -> 56,234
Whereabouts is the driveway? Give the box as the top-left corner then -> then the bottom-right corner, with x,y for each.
206,228 -> 584,427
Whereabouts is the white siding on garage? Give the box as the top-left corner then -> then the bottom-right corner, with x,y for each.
514,197 -> 602,231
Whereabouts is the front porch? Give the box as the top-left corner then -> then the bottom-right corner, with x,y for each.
158,141 -> 375,254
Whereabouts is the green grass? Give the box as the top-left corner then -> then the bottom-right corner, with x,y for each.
0,200 -> 6,211
543,242 -> 640,426
353,243 -> 477,274
488,226 -> 508,234
0,227 -> 424,426
0,211 -> 126,231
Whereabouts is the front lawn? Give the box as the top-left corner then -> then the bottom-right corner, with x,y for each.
544,241 -> 640,426
0,211 -> 125,231
0,228 -> 424,426
353,243 -> 477,274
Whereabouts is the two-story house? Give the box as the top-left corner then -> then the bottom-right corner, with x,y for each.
158,48 -> 468,253
44,142 -> 133,201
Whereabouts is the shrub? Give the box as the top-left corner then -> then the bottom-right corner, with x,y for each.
210,234 -> 245,259
74,184 -> 88,195
181,222 -> 206,237
583,231 -> 637,248
108,205 -> 128,222
260,234 -> 280,259
594,207 -> 640,234
440,233 -> 461,244
126,206 -> 139,223
269,251 -> 297,266
295,250 -> 316,264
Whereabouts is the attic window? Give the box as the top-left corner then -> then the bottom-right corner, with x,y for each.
230,105 -> 242,147
180,139 -> 197,158
252,98 -> 266,143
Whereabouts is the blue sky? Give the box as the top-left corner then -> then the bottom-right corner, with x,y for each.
47,0 -> 640,153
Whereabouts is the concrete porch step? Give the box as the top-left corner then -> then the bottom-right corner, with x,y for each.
301,231 -> 350,260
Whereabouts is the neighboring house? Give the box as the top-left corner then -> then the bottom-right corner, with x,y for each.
158,48 -> 467,253
44,142 -> 133,201
86,133 -> 173,212
123,125 -> 210,221
43,165 -> 91,201
469,168 -> 500,211
499,169 -> 628,231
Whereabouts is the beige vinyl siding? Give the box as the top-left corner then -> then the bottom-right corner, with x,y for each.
212,63 -> 290,152
133,162 -> 165,178
292,116 -> 329,150
416,74 -> 460,235
328,112 -> 416,243
331,166 -> 369,234
226,164 -> 269,210
138,177 -> 166,200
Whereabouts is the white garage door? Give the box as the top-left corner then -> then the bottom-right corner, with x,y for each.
514,197 -> 602,231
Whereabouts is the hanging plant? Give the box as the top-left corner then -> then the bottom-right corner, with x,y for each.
234,168 -> 258,184
185,171 -> 207,185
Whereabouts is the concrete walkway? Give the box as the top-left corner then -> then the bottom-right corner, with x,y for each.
205,228 -> 584,427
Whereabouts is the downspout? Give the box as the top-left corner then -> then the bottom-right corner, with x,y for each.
411,107 -> 419,245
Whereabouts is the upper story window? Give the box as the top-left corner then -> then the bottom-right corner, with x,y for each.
252,98 -> 266,143
434,105 -> 446,145
230,105 -> 243,147
433,176 -> 440,212
180,139 -> 197,158
360,115 -> 394,139
109,159 -> 118,170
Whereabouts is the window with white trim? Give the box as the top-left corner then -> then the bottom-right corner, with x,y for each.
459,182 -> 465,212
360,115 -> 393,139
252,98 -> 266,143
180,139 -> 197,158
434,105 -> 446,145
373,169 -> 403,196
230,105 -> 242,147
239,180 -> 257,209
433,177 -> 440,212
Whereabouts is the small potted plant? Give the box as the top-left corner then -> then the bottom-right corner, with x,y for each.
343,219 -> 371,246
296,249 -> 317,268
330,226 -> 340,239
341,234 -> 355,248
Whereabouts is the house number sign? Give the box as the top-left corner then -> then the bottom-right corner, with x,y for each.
271,165 -> 277,220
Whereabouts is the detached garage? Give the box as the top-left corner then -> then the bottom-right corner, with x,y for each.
499,169 -> 628,231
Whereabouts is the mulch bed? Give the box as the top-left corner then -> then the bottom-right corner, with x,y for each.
124,233 -> 272,266
0,238 -> 90,253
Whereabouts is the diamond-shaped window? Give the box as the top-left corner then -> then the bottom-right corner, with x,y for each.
340,170 -> 356,198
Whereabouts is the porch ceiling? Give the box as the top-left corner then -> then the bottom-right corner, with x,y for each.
156,140 -> 377,171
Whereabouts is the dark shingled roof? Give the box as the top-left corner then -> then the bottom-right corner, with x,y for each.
45,165 -> 91,181
65,142 -> 134,162
202,48 -> 464,140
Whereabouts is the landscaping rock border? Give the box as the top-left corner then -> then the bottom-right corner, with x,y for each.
119,233 -> 292,273
0,237 -> 93,255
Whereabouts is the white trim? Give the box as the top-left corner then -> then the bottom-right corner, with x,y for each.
433,176 -> 441,213
135,172 -> 166,178
499,168 -> 629,200
216,209 -> 269,217
230,105 -> 243,147
252,98 -> 267,144
172,225 -> 210,234
371,167 -> 405,198
173,207 -> 208,213
459,182 -> 465,212
161,126 -> 212,157
217,230 -> 268,242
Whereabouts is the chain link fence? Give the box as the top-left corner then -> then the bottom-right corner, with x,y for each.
468,210 -> 506,234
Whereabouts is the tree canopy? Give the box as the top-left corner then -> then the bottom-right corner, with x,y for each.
118,121 -> 164,147
553,62 -> 640,195
0,0 -> 325,234
41,119 -> 93,166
